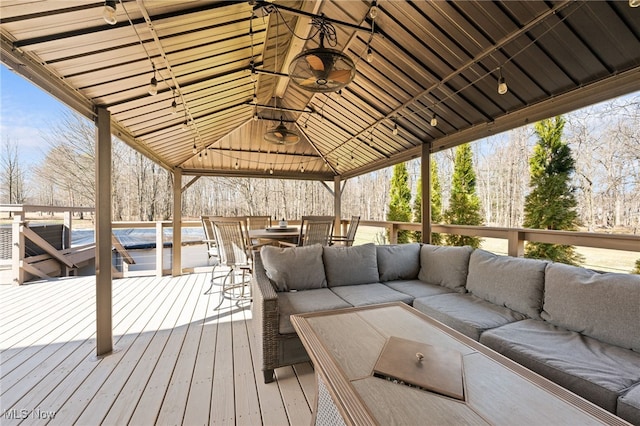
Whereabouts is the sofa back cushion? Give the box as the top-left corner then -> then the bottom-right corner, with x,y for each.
323,243 -> 379,287
260,244 -> 326,291
418,245 -> 472,293
542,262 -> 640,352
376,243 -> 421,282
466,249 -> 547,319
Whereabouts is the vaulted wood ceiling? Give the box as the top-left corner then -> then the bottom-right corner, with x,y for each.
2,0 -> 639,181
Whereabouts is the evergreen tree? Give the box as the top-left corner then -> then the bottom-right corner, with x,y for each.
414,160 -> 444,244
523,116 -> 583,265
430,159 -> 444,245
412,176 -> 422,242
387,162 -> 412,243
444,144 -> 483,248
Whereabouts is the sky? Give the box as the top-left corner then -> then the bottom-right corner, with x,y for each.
0,63 -> 72,166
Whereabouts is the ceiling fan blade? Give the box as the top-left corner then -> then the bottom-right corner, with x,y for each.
328,69 -> 352,84
299,76 -> 319,87
273,130 -> 284,138
305,54 -> 325,71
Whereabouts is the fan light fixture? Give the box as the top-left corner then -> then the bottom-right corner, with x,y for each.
288,19 -> 356,93
264,116 -> 300,145
103,0 -> 117,25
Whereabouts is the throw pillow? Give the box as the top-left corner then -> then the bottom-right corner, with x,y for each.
260,244 -> 326,292
323,243 -> 379,287
376,243 -> 421,281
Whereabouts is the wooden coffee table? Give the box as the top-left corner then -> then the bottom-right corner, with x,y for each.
291,302 -> 628,426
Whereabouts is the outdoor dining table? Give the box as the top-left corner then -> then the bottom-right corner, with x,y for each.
248,227 -> 300,245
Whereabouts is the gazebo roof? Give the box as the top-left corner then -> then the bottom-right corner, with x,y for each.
2,0 -> 639,181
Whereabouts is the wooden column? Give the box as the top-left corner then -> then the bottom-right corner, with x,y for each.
172,168 -> 182,276
421,142 -> 432,244
95,107 -> 113,356
333,176 -> 342,236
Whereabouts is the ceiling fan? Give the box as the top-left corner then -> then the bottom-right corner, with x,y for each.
252,2 -> 367,93
288,32 -> 356,93
264,116 -> 301,145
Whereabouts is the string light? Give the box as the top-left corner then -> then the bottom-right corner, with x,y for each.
300,163 -> 305,173
369,0 -> 379,20
366,47 -> 374,63
497,67 -> 508,95
148,65 -> 158,96
430,113 -> 438,127
171,90 -> 178,114
392,120 -> 398,135
192,140 -> 197,154
235,160 -> 240,170
198,152 -> 202,162
103,0 -> 117,25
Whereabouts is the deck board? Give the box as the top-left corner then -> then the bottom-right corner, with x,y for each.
0,272 -> 314,425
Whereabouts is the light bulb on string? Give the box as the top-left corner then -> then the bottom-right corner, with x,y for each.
192,140 -> 197,154
497,67 -> 508,95
366,47 -> 374,63
430,113 -> 438,127
369,1 -> 379,20
392,120 -> 398,135
148,66 -> 157,96
103,0 -> 117,25
234,160 -> 240,170
198,152 -> 202,162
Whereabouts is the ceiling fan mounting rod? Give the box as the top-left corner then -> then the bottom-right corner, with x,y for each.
247,102 -> 316,115
252,0 -> 376,35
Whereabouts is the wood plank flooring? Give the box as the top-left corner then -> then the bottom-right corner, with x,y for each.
0,272 -> 315,425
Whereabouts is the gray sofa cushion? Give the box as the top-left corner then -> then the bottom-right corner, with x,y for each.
480,319 -> 640,413
418,244 -> 472,293
541,262 -> 640,352
376,243 -> 421,281
466,249 -> 547,319
261,244 -> 326,291
323,243 -> 378,287
412,293 -> 526,341
330,283 -> 414,307
618,383 -> 640,426
278,288 -> 352,334
384,279 -> 455,299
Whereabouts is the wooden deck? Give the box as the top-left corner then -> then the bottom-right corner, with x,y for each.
0,273 -> 315,425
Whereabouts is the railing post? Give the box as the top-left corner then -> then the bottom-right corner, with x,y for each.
389,223 -> 398,244
156,221 -> 164,277
508,230 -> 525,257
11,211 -> 25,285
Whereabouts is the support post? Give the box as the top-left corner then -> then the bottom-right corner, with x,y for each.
421,142 -> 432,243
172,168 -> 182,276
333,176 -> 341,236
95,107 -> 113,356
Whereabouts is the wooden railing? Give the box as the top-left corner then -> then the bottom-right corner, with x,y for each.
363,220 -> 639,254
3,204 -> 639,284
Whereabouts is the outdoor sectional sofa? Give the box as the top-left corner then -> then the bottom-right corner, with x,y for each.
251,242 -> 640,424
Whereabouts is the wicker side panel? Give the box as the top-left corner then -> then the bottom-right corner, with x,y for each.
252,253 -> 280,371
